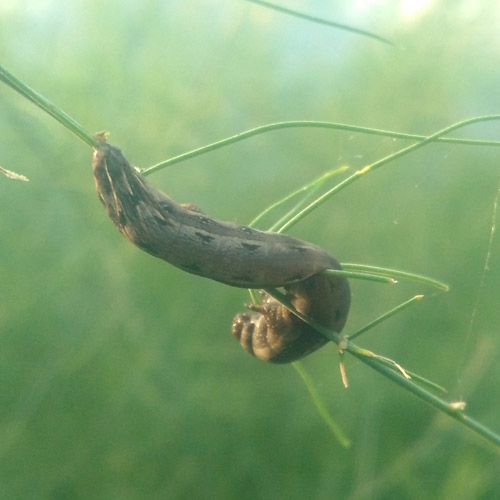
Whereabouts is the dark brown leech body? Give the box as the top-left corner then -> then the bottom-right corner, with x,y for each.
92,141 -> 351,362
232,257 -> 350,363
92,142 -> 342,288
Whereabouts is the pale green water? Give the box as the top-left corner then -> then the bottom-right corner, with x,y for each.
1,1 -> 500,498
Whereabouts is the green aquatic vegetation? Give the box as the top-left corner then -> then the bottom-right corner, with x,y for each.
2,61 -> 500,448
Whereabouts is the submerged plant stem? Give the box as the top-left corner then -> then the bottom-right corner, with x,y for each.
278,115 -> 500,233
142,119 -> 500,176
245,0 -> 395,46
348,295 -> 423,340
342,263 -> 449,291
0,64 -> 97,148
293,362 -> 351,448
264,287 -> 500,448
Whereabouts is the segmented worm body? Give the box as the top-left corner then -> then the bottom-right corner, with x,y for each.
92,140 -> 351,362
232,257 -> 350,363
92,142 -> 342,288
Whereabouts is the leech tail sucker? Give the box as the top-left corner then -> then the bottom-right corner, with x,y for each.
232,266 -> 351,363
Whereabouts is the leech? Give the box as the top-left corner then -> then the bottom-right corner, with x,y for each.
92,138 -> 351,362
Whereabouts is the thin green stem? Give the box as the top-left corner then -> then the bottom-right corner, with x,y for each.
346,341 -> 500,447
264,287 -> 500,448
267,168 -> 348,232
321,265 -> 449,290
244,0 -> 395,47
292,362 -> 351,448
341,263 -> 450,291
348,295 -> 423,341
248,167 -> 347,229
278,115 -> 500,233
2,63 -> 499,170
323,269 -> 396,284
347,347 -> 447,395
397,368 -> 447,395
142,120 -> 500,176
0,64 -> 98,148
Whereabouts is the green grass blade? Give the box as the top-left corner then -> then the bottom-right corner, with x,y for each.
276,116 -> 500,233
292,362 -> 351,448
341,263 -> 450,291
348,295 -> 423,340
141,120 -> 500,176
248,167 -> 348,229
263,287 -> 500,448
346,341 -> 500,448
0,64 -> 98,148
323,269 -> 396,284
245,0 -> 395,47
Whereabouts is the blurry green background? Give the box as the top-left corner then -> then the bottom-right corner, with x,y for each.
1,1 -> 500,498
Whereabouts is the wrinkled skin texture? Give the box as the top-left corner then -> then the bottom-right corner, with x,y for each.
93,140 -> 351,363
